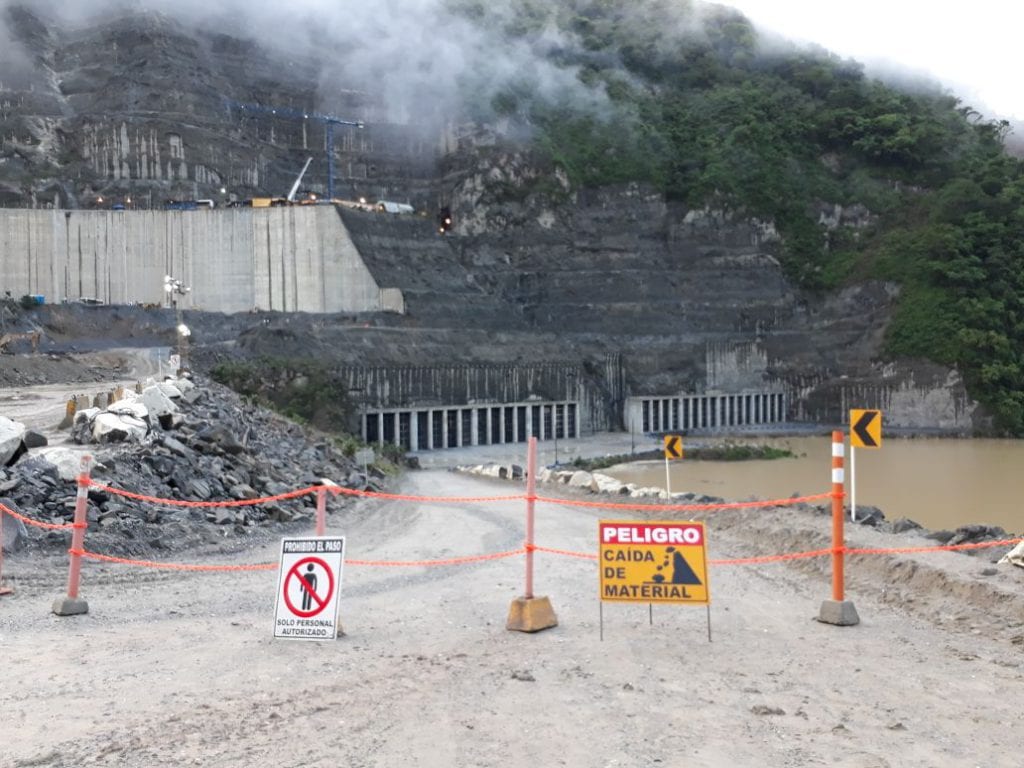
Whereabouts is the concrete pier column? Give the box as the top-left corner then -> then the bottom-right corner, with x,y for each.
376,412 -> 385,448
512,407 -> 520,443
442,410 -> 450,450
410,413 -> 419,452
499,408 -> 507,444
426,410 -> 434,450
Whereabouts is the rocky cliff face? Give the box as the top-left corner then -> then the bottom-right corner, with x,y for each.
0,4 -> 977,431
0,5 -> 438,208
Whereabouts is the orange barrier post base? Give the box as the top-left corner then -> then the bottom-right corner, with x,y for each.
0,586 -> 13,597
817,599 -> 859,627
506,596 -> 558,633
52,597 -> 88,616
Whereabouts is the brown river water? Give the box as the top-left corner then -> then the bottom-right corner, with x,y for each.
603,436 -> 1024,534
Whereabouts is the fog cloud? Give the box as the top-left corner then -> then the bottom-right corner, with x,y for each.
2,0 -> 616,127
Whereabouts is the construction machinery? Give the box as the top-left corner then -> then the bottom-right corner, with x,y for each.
224,100 -> 362,201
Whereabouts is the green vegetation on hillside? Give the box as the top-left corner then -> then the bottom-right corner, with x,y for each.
452,0 -> 1024,433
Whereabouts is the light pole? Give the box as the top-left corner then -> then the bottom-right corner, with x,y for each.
163,275 -> 191,376
177,322 -> 191,375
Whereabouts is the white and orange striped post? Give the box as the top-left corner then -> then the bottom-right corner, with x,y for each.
53,455 -> 93,616
315,479 -> 341,537
0,503 -> 12,596
818,431 -> 859,626
525,435 -> 537,600
507,437 -> 558,633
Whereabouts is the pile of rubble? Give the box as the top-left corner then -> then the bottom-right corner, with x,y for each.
459,463 -> 726,503
1,376 -> 372,558
457,462 -> 1019,561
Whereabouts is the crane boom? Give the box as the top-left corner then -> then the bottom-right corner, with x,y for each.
287,157 -> 314,202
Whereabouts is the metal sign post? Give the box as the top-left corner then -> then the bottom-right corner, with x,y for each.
599,520 -> 710,642
849,409 -> 882,522
663,435 -> 683,497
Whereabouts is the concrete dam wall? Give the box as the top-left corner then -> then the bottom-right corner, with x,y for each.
0,207 -> 404,314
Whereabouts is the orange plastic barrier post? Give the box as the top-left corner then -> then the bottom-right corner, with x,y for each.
316,480 -> 340,537
53,455 -> 93,616
507,436 -> 557,633
316,487 -> 327,537
832,430 -> 844,602
0,504 -> 11,596
525,436 -> 537,600
818,431 -> 859,625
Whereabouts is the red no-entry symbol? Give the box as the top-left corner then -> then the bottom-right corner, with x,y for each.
282,556 -> 335,618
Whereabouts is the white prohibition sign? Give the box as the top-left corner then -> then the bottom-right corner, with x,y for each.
274,537 -> 346,642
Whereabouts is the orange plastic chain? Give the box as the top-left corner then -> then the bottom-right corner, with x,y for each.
0,501 -> 75,530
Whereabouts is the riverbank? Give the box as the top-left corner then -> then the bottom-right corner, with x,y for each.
415,430 -> 1023,536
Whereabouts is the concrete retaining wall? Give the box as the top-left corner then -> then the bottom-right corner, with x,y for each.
0,207 -> 401,314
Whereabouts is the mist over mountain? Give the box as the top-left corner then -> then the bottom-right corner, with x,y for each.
4,0 -> 1024,434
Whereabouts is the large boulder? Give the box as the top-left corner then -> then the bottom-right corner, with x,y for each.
141,385 -> 178,421
0,416 -> 27,466
592,473 -> 626,495
36,448 -> 91,481
1,501 -> 28,553
998,541 -> 1024,568
568,470 -> 594,489
92,412 -> 149,443
105,396 -> 149,422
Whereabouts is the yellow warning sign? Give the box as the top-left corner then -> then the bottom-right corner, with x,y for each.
599,521 -> 709,604
663,434 -> 683,460
850,409 -> 882,449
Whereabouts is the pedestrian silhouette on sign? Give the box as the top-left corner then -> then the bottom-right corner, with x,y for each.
300,564 -> 318,610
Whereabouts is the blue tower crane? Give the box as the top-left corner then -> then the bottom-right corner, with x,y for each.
224,99 -> 363,201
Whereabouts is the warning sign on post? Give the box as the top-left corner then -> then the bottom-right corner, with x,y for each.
274,537 -> 346,641
599,521 -> 709,604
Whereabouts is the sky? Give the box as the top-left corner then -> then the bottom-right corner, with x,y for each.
723,0 -> 1024,121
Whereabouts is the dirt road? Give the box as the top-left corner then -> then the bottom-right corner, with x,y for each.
1,469 -> 1022,767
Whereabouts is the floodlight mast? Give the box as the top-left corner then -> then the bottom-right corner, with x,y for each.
163,275 -> 191,375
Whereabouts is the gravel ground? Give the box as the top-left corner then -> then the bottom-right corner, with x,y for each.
1,468 -> 1022,768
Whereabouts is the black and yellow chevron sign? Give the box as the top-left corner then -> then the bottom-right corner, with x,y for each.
664,434 -> 683,460
850,409 -> 882,449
